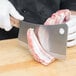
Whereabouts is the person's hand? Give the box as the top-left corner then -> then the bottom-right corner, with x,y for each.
0,0 -> 24,31
66,15 -> 76,47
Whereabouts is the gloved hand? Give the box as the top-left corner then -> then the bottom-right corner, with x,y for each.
0,0 -> 24,31
66,15 -> 76,47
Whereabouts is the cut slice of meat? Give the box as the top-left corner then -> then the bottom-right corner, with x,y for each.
27,28 -> 55,65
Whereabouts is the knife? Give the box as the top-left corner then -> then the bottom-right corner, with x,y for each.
18,21 -> 68,60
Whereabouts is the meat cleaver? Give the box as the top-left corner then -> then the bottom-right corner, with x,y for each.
18,21 -> 68,60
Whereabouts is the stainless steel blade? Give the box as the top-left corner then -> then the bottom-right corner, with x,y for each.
18,21 -> 68,60
38,24 -> 68,59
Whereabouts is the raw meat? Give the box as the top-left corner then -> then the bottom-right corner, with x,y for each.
27,28 -> 55,65
44,9 -> 71,25
27,9 -> 71,65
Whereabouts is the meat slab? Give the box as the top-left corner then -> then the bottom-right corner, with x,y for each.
27,9 -> 71,65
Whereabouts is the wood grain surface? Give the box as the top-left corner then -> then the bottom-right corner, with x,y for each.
0,39 -> 76,76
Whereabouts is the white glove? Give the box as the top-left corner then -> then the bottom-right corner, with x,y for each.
66,15 -> 76,47
0,0 -> 24,31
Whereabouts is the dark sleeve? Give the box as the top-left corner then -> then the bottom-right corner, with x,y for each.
60,0 -> 76,11
9,0 -> 61,24
9,0 -> 22,12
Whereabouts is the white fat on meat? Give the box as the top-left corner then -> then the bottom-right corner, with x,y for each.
27,28 -> 55,65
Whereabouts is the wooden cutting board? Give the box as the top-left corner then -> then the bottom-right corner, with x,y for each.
0,39 -> 76,76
